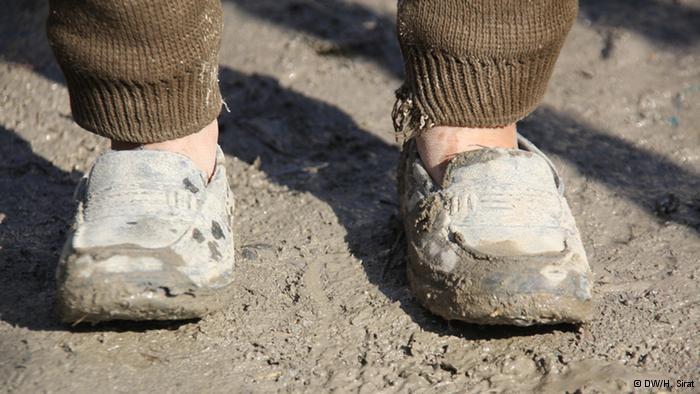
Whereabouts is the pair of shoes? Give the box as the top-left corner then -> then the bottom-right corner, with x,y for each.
57,136 -> 592,325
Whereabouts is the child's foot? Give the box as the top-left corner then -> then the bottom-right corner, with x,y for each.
401,131 -> 592,326
112,120 -> 219,180
56,142 -> 235,323
416,124 -> 517,184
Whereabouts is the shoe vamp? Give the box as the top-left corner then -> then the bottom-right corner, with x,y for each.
75,188 -> 199,249
444,157 -> 569,257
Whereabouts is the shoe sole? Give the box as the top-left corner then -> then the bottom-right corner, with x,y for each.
406,253 -> 593,326
56,243 -> 235,323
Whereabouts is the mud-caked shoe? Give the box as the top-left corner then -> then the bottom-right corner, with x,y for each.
399,135 -> 592,326
56,147 -> 235,323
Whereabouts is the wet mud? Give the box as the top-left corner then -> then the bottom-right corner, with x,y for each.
1,0 -> 699,393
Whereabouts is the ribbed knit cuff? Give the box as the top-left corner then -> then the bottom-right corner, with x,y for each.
63,69 -> 222,144
393,46 -> 560,137
393,0 -> 578,140
47,0 -> 223,144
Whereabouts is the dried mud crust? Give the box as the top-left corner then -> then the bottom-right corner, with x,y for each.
1,0 -> 700,393
56,276 -> 236,323
406,259 -> 593,326
55,240 -> 237,323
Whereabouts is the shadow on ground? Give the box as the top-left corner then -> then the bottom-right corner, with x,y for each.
579,0 -> 700,49
523,107 -> 700,231
223,0 -> 700,78
0,0 -> 64,85
223,0 -> 403,78
0,127 -> 75,330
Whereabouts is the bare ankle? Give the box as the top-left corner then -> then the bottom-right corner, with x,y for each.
416,123 -> 517,184
112,120 -> 219,180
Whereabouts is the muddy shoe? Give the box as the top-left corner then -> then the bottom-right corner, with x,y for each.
56,147 -> 235,323
399,135 -> 592,326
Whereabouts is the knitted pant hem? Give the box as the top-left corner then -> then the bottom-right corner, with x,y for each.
63,70 -> 222,144
392,46 -> 560,142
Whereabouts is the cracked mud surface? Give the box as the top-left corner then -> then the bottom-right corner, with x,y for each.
1,1 -> 699,393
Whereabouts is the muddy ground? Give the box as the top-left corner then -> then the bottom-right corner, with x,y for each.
1,0 -> 699,393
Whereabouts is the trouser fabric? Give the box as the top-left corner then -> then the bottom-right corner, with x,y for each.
47,0 -> 577,143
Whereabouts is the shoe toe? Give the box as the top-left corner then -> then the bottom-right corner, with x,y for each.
408,239 -> 593,326
57,246 -> 226,322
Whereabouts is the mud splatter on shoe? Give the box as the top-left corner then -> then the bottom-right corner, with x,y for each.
399,135 -> 593,326
56,147 -> 235,323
